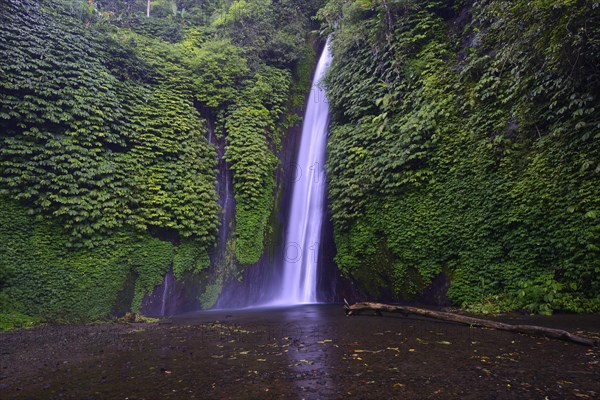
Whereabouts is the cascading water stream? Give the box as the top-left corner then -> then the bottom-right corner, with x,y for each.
212,39 -> 334,309
160,272 -> 171,316
271,39 -> 333,305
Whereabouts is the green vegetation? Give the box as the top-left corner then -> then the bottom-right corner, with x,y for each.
0,0 -> 220,244
322,0 -> 600,314
0,312 -> 39,332
1,0 -> 598,326
225,67 -> 291,264
0,0 -> 322,327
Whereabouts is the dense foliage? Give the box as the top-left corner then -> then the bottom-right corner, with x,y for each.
1,199 -> 164,324
322,0 -> 600,313
0,0 -> 321,328
225,67 -> 291,264
2,0 -> 597,328
0,0 -> 219,243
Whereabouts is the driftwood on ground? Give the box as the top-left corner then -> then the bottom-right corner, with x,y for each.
344,301 -> 598,347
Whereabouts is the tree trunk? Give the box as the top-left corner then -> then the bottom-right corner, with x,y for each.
345,301 -> 597,347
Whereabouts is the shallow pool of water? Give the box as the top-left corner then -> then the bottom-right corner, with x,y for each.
1,304 -> 599,399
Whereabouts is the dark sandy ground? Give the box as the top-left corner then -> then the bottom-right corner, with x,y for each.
1,304 -> 599,399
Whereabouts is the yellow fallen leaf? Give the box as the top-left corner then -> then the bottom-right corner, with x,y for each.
573,393 -> 591,398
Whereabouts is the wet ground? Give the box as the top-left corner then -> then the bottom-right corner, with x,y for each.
1,304 -> 599,399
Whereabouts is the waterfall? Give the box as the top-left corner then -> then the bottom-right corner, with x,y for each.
212,39 -> 334,309
272,39 -> 333,305
160,272 -> 171,316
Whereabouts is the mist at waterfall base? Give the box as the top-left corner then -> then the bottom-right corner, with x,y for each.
215,40 -> 352,309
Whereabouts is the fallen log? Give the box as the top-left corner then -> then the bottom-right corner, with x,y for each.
344,301 -> 598,347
